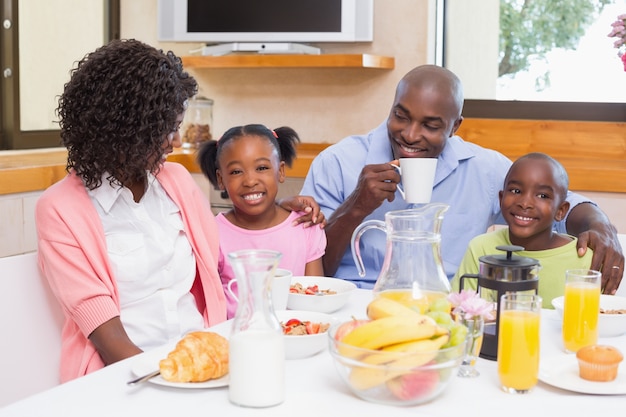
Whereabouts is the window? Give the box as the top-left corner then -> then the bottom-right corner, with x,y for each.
0,0 -> 119,150
442,0 -> 626,121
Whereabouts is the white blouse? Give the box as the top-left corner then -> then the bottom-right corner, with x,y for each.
88,173 -> 204,350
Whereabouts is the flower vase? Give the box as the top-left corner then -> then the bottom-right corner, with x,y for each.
457,314 -> 484,378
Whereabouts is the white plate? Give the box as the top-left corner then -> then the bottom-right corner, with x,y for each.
131,344 -> 229,389
539,354 -> 626,394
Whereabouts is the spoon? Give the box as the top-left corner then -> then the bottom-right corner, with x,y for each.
127,370 -> 161,385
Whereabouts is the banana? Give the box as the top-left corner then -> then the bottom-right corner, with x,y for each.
348,334 -> 450,391
382,332 -> 450,353
434,325 -> 450,337
339,315 -> 438,355
349,367 -> 411,391
366,297 -> 423,320
360,333 -> 450,366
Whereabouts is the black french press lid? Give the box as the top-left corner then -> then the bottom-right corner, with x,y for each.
479,245 -> 540,268
478,245 -> 540,283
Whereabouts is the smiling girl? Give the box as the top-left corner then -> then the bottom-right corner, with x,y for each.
197,125 -> 327,317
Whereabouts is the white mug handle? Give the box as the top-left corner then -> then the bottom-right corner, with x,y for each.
227,279 -> 238,302
389,163 -> 406,200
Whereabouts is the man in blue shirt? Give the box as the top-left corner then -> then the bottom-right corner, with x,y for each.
301,65 -> 624,293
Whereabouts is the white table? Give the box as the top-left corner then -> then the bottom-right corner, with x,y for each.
2,289 -> 625,417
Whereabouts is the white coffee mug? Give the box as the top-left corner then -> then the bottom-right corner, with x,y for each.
227,268 -> 293,310
392,158 -> 437,204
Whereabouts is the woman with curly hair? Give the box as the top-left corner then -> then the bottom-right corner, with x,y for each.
34,39 -> 322,382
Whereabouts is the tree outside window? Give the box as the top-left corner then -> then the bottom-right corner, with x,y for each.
444,0 -> 626,118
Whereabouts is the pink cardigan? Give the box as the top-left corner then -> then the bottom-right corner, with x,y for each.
35,162 -> 226,382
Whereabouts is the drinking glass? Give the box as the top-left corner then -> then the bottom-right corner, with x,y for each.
457,313 -> 484,378
562,269 -> 601,353
497,294 -> 542,394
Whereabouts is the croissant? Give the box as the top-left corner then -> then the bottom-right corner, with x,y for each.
159,331 -> 229,383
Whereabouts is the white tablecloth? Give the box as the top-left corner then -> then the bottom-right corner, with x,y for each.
2,289 -> 625,417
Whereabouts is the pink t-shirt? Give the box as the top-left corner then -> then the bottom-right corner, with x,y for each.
216,211 -> 327,318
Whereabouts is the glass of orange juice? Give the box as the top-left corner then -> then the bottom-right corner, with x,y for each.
497,293 -> 542,394
562,269 -> 601,353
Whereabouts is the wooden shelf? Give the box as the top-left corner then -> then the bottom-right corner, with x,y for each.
0,144 -> 332,196
181,53 -> 395,69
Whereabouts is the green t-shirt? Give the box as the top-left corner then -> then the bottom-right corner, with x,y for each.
451,227 -> 594,309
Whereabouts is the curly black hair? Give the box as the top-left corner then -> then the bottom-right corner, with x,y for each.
56,39 -> 198,190
197,124 -> 300,189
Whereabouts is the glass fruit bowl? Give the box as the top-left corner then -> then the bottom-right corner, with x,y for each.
327,320 -> 466,406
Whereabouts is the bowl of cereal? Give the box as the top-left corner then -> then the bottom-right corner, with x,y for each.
287,276 -> 357,313
552,294 -> 626,338
276,310 -> 339,359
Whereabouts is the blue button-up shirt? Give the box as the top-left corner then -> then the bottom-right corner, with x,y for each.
302,122 -> 590,287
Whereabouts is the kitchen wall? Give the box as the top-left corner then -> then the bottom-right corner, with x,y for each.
118,0 -> 626,228
0,192 -> 39,256
1,0 -> 624,258
0,173 -> 305,257
120,0 -> 434,143
1,0 -> 425,257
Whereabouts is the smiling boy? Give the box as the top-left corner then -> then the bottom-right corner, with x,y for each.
451,153 -> 593,308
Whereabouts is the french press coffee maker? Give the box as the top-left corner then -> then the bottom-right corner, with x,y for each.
459,245 -> 540,361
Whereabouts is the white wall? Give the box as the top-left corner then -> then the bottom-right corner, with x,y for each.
579,191 -> 626,235
120,0 -> 433,144
0,192 -> 40,256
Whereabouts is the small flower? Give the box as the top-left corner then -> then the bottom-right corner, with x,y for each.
608,14 -> 626,71
448,289 -> 495,320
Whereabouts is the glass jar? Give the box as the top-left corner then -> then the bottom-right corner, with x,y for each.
180,96 -> 213,149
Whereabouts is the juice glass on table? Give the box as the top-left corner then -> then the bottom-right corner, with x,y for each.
497,294 -> 542,394
562,269 -> 601,353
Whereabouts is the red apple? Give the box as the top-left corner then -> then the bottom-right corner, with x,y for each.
334,318 -> 370,341
386,367 -> 440,402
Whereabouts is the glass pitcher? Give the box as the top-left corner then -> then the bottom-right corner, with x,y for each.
227,249 -> 285,408
351,204 -> 451,313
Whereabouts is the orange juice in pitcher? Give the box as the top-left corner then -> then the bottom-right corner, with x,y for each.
377,288 -> 448,314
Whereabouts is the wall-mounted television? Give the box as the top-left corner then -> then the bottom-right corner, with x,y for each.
158,0 -> 373,54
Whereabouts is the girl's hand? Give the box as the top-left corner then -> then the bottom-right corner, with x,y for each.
278,195 -> 326,228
